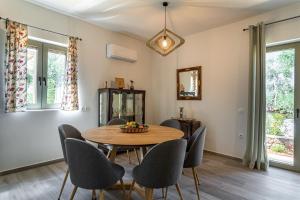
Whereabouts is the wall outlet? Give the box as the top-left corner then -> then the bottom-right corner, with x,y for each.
81,105 -> 88,112
239,133 -> 244,139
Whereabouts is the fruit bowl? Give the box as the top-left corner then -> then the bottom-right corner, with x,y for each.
120,121 -> 149,133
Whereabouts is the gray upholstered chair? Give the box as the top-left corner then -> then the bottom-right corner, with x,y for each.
106,118 -> 141,164
160,119 -> 181,130
65,138 -> 125,200
158,119 -> 182,198
183,126 -> 207,200
129,139 -> 187,200
58,124 -> 85,200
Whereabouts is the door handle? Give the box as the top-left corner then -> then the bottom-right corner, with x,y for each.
38,77 -> 42,86
43,77 -> 47,86
296,108 -> 299,118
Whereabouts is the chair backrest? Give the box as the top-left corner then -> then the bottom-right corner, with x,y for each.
134,139 -> 187,188
184,126 -> 207,168
107,118 -> 127,125
58,124 -> 84,162
65,138 -> 120,189
160,119 -> 181,130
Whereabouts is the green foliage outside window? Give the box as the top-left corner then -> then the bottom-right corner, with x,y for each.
266,49 -> 294,136
47,51 -> 66,105
271,143 -> 286,153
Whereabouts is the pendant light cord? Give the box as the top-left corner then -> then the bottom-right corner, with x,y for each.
163,2 -> 168,36
164,5 -> 167,31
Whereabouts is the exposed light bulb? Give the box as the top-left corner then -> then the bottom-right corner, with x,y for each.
160,35 -> 170,50
162,39 -> 168,48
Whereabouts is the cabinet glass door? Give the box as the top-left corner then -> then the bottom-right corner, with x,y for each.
135,93 -> 144,124
112,91 -> 134,122
99,91 -> 108,126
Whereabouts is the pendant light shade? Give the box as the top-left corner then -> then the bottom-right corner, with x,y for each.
146,2 -> 185,56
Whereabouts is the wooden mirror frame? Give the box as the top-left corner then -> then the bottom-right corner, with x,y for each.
177,66 -> 202,100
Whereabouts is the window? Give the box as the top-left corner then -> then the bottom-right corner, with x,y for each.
27,40 -> 67,109
265,41 -> 300,169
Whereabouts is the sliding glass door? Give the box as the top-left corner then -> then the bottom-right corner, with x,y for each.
266,42 -> 300,171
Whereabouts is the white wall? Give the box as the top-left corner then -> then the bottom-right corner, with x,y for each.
1,0 -> 300,172
151,3 -> 300,159
0,0 -> 154,172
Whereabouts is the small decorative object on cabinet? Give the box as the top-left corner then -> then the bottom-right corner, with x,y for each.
98,88 -> 146,127
115,77 -> 125,89
130,80 -> 134,90
179,107 -> 184,118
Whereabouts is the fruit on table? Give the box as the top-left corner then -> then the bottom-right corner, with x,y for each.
120,121 -> 148,129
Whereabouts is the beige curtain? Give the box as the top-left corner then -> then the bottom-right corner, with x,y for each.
61,37 -> 79,111
4,20 -> 28,112
243,23 -> 269,170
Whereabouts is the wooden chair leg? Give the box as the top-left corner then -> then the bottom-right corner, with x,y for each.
92,190 -> 96,200
127,150 -> 132,164
120,178 -> 126,197
69,186 -> 78,200
128,180 -> 135,200
161,188 -> 165,198
109,146 -> 118,162
134,149 -> 141,164
145,188 -> 153,200
106,150 -> 111,158
140,147 -> 146,160
98,190 -> 105,200
192,167 -> 200,200
58,169 -> 69,199
195,170 -> 200,185
175,183 -> 184,200
164,187 -> 168,200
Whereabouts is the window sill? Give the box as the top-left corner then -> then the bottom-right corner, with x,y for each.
26,108 -> 60,112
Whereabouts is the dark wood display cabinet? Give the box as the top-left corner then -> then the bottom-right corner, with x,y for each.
98,88 -> 146,127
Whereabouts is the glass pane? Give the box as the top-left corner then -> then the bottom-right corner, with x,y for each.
179,70 -> 198,97
47,49 -> 66,105
99,91 -> 108,126
112,92 -> 134,122
135,93 -> 144,124
266,48 -> 295,165
26,47 -> 38,105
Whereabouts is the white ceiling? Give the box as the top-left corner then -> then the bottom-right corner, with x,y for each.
25,0 -> 299,39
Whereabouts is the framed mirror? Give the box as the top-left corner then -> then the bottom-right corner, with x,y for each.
177,66 -> 202,100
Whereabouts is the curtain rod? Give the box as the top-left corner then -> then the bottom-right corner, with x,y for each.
0,17 -> 82,41
243,15 -> 300,31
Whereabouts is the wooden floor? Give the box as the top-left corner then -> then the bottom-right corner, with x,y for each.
1,152 -> 300,200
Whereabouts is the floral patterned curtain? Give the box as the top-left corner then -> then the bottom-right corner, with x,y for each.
61,37 -> 79,111
4,20 -> 28,112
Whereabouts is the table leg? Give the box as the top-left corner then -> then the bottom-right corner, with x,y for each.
145,188 -> 153,200
106,145 -> 148,200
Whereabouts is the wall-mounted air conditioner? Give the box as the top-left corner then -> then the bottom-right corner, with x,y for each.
106,44 -> 137,63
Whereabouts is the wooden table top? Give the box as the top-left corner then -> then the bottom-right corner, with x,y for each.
83,125 -> 184,146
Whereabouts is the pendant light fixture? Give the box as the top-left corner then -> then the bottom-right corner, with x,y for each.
146,2 -> 185,56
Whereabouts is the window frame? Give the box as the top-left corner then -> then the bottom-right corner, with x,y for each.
266,41 -> 300,171
27,40 -> 43,110
26,40 -> 67,110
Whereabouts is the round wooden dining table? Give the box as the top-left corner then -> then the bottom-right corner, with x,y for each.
83,124 -> 184,161
83,125 -> 184,198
